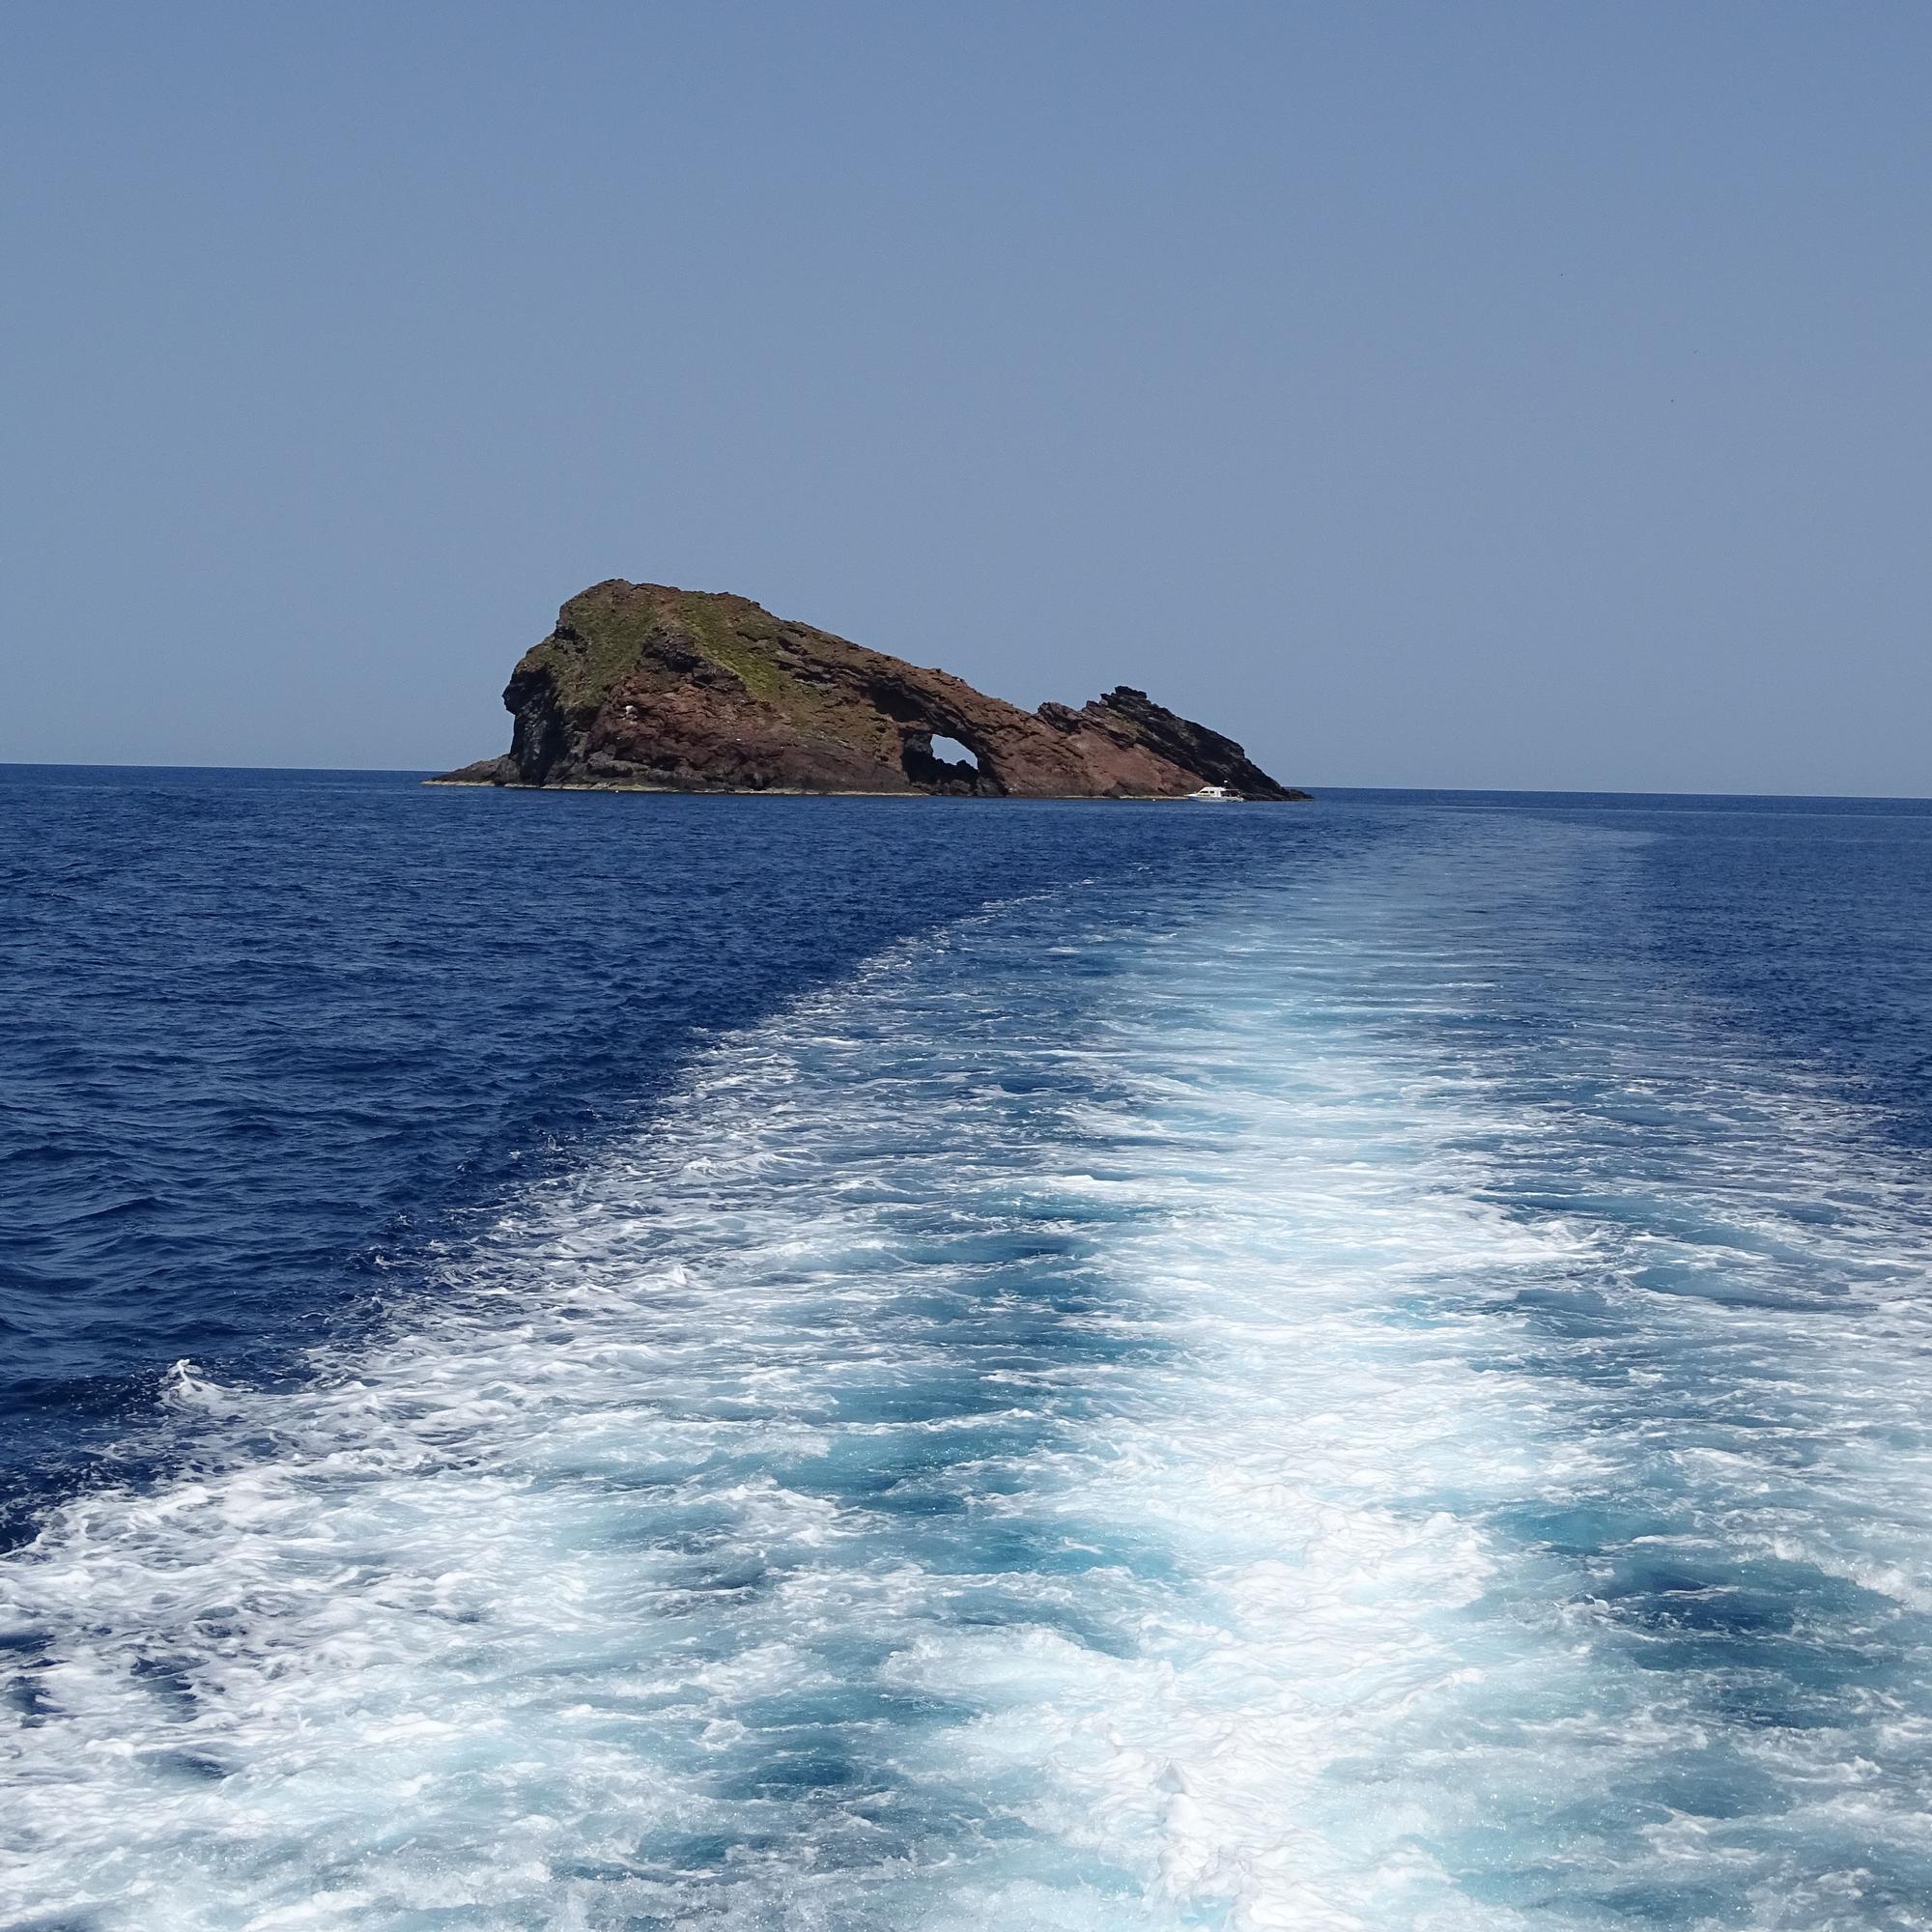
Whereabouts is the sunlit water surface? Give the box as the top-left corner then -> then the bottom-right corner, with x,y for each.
4,773 -> 1932,1929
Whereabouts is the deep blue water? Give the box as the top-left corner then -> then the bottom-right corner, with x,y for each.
4,767 -> 1932,1929
0,768 -> 1260,1546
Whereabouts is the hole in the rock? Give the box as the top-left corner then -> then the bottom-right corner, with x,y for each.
928,736 -> 978,769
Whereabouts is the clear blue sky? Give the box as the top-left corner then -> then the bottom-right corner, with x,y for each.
4,3 -> 1926,791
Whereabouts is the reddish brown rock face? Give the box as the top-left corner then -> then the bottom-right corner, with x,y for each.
435,581 -> 1307,800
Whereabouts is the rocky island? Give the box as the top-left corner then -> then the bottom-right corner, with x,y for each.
435,581 -> 1307,800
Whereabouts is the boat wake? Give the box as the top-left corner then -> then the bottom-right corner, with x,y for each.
6,819 -> 1932,1929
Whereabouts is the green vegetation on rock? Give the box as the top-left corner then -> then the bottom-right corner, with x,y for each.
439,579 -> 1307,800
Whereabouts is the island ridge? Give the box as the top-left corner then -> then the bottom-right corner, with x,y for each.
435,581 -> 1308,800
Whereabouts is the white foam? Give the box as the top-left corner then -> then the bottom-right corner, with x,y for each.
6,820 -> 1932,1928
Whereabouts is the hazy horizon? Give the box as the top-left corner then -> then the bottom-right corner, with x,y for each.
6,4 -> 1928,795
14,762 -> 1932,808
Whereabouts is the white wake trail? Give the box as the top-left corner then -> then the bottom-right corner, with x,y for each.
12,820 -> 1931,1930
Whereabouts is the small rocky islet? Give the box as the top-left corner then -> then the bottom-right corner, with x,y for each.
435,580 -> 1308,800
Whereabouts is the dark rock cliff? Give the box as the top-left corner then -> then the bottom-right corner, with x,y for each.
435,581 -> 1308,800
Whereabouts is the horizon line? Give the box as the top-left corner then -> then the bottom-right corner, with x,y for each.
4,758 -> 1930,808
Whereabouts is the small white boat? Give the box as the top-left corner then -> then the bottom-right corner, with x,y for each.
1185,784 -> 1241,802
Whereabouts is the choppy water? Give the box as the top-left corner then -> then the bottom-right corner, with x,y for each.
4,770 -> 1932,1929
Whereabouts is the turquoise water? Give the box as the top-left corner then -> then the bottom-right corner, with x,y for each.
4,773 -> 1932,1928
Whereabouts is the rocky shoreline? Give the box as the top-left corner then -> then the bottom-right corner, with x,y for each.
436,581 -> 1308,801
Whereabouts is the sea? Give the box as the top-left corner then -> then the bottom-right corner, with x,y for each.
4,765 -> 1932,1931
